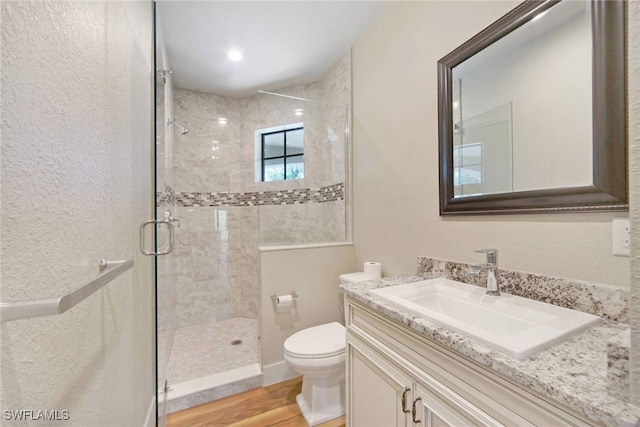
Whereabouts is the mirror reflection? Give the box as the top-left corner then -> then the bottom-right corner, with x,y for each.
451,0 -> 592,198
439,0 -> 626,215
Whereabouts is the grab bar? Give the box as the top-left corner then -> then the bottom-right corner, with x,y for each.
0,259 -> 133,323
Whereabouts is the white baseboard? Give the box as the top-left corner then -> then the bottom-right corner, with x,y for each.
143,396 -> 156,427
262,360 -> 299,386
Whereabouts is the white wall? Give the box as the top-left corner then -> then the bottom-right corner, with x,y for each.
351,1 -> 630,289
260,244 -> 356,383
1,1 -> 155,425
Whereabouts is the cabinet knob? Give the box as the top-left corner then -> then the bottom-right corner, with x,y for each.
401,387 -> 411,414
412,397 -> 422,424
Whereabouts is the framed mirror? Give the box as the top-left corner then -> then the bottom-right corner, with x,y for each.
438,0 -> 626,215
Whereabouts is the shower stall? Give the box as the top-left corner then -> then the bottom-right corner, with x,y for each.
155,22 -> 351,416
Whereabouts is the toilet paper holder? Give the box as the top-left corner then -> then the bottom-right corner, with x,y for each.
271,291 -> 299,303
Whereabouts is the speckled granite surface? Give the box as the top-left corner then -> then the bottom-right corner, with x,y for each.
417,257 -> 629,322
608,328 -> 631,403
341,275 -> 640,427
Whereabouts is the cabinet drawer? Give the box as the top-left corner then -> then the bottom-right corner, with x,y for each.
346,298 -> 593,427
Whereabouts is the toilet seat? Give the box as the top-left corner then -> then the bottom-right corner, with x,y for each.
284,322 -> 345,359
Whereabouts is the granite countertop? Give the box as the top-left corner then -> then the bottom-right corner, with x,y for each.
341,275 -> 640,427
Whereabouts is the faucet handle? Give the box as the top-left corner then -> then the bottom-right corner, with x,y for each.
475,248 -> 498,265
468,264 -> 482,275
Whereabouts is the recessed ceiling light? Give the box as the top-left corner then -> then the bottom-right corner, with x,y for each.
294,108 -> 304,116
218,117 -> 227,124
227,49 -> 243,62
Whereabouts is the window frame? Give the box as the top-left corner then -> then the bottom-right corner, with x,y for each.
453,142 -> 484,187
260,126 -> 304,182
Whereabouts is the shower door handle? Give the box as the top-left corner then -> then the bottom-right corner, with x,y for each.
139,218 -> 174,256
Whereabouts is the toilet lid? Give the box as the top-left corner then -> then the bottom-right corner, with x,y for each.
284,322 -> 346,358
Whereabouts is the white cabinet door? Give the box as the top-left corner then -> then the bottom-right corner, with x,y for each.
346,299 -> 592,427
347,339 -> 413,427
412,382 -> 503,427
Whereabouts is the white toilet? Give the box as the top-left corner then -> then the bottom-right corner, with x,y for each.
284,322 -> 346,426
283,273 -> 371,426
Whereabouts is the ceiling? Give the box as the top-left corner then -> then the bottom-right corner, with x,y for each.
156,1 -> 387,98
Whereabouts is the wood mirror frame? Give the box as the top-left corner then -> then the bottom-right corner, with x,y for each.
438,0 -> 626,215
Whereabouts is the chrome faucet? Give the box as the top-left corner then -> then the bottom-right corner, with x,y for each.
469,249 -> 500,296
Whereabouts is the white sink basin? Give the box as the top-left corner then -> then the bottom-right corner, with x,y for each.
370,278 -> 600,359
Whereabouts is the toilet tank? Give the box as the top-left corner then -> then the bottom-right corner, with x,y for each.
339,272 -> 371,284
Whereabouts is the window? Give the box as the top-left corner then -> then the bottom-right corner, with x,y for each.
255,123 -> 304,182
453,142 -> 483,186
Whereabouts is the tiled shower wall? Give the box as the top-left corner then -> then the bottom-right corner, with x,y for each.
156,71 -> 178,385
164,52 -> 351,329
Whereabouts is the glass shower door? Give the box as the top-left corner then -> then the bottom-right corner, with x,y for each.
155,17 -> 178,426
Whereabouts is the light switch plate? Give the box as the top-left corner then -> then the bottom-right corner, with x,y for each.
612,218 -> 630,256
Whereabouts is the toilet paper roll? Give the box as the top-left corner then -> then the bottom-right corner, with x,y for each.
364,262 -> 382,279
276,294 -> 293,313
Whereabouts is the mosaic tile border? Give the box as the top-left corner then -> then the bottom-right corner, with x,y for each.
417,256 -> 629,323
163,183 -> 176,205
157,182 -> 344,207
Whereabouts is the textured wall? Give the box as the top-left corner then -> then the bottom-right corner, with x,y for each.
351,1 -> 630,288
629,0 -> 640,407
1,1 -> 155,425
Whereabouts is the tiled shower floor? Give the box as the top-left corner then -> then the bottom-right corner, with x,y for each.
166,317 -> 259,385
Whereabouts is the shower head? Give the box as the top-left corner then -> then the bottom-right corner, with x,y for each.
167,119 -> 189,136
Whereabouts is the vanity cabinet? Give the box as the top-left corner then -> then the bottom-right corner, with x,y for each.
349,335 -> 498,427
345,297 -> 594,427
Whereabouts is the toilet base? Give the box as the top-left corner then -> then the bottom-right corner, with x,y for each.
295,375 -> 345,426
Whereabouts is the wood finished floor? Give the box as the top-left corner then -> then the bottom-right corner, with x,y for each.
166,377 -> 346,427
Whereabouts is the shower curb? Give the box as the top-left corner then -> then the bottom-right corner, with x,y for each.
166,371 -> 263,414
